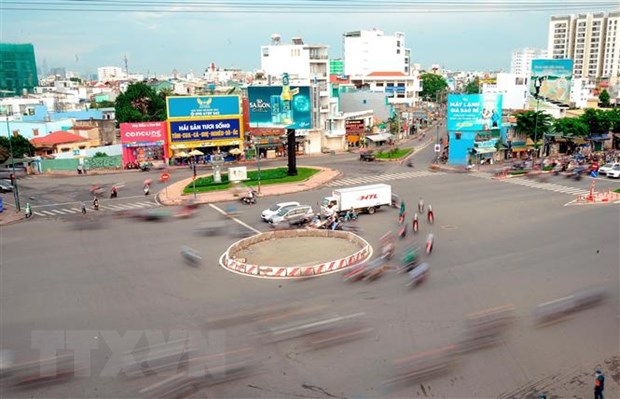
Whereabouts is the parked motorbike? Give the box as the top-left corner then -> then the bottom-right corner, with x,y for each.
412,213 -> 419,233
425,233 -> 434,255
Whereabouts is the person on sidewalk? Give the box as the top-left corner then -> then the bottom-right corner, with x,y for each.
594,368 -> 605,399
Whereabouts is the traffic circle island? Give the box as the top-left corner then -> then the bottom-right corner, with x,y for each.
220,229 -> 373,279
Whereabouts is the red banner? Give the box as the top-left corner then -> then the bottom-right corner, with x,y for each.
345,119 -> 365,134
120,121 -> 167,143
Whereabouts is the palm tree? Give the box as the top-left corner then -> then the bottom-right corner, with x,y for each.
516,110 -> 552,153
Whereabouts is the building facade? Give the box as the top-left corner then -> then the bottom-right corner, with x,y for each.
511,48 -> 548,76
0,43 -> 39,96
97,66 -> 125,82
482,73 -> 529,110
343,29 -> 411,77
547,11 -> 619,79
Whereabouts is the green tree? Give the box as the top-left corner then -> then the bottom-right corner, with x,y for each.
598,89 -> 610,107
90,100 -> 115,109
115,82 -> 166,125
553,117 -> 588,137
579,108 -> 611,136
0,134 -> 36,161
464,77 -> 480,94
607,109 -> 620,133
158,87 -> 174,100
516,110 -> 553,146
420,73 -> 448,102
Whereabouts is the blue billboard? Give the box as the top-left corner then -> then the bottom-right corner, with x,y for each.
169,118 -> 241,143
530,59 -> 573,104
167,96 -> 240,119
247,86 -> 312,129
447,94 -> 503,131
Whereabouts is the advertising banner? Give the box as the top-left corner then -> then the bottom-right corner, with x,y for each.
120,121 -> 166,143
167,95 -> 241,119
247,84 -> 312,130
169,118 -> 241,143
530,59 -> 573,104
345,119 -> 365,134
447,94 -> 503,131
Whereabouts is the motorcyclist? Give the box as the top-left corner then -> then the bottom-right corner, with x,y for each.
111,186 -> 118,198
418,197 -> 424,213
93,197 -> 99,210
426,233 -> 434,254
25,203 -> 32,218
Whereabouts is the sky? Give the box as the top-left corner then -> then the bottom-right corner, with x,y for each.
1,0 -> 618,77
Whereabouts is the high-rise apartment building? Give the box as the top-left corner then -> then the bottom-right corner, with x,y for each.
0,43 -> 39,96
343,29 -> 410,77
511,48 -> 548,76
97,66 -> 125,82
547,11 -> 619,79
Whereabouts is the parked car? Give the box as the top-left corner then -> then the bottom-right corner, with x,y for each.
269,205 -> 313,226
606,164 -> 620,179
0,179 -> 13,193
261,201 -> 300,222
359,151 -> 376,162
599,162 -> 620,175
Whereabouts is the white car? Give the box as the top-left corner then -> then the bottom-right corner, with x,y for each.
269,205 -> 314,226
606,164 -> 620,179
261,201 -> 300,222
599,162 -> 620,175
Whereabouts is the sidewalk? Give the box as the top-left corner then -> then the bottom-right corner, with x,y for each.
0,209 -> 25,226
157,166 -> 341,206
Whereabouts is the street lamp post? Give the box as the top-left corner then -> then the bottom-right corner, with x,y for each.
2,110 -> 21,212
533,76 -> 545,159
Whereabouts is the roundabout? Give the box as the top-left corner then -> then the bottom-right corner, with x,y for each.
220,229 -> 373,279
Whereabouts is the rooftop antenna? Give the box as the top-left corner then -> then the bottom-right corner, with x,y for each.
124,54 -> 129,77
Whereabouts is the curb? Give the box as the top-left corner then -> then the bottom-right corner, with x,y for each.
156,166 -> 342,206
0,212 -> 27,226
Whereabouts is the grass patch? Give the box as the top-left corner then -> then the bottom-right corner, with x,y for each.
543,165 -> 553,171
615,188 -> 620,194
183,167 -> 320,194
510,170 -> 528,176
375,147 -> 412,159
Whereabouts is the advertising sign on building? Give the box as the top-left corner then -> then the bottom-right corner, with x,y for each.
345,119 -> 365,134
247,82 -> 312,129
530,59 -> 573,104
447,94 -> 503,131
166,96 -> 241,119
169,118 -> 241,143
120,121 -> 167,143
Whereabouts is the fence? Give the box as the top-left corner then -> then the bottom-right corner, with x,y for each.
40,155 -> 122,172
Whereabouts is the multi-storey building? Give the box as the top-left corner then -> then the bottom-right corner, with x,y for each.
511,48 -> 548,76
547,11 -> 619,79
260,34 -> 330,132
0,43 -> 39,96
343,29 -> 410,77
97,66 -> 125,82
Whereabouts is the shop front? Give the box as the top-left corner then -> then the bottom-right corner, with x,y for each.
120,122 -> 168,168
246,127 -> 286,159
168,118 -> 244,163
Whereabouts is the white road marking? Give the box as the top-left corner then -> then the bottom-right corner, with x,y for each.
34,212 -> 45,216
62,208 -> 77,213
327,170 -> 446,187
208,204 -> 261,234
103,204 -> 126,210
50,209 -> 68,215
70,208 -> 82,212
41,210 -> 57,216
135,201 -> 157,207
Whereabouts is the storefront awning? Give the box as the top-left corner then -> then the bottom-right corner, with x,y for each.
366,133 -> 394,142
511,146 -> 527,152
588,134 -> 611,141
474,147 -> 497,154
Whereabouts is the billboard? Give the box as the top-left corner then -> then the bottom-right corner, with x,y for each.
166,95 -> 241,119
120,121 -> 166,143
447,94 -> 503,131
530,59 -> 573,104
169,118 -> 241,143
345,119 -> 365,134
247,85 -> 312,129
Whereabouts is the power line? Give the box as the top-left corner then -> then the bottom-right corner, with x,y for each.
2,0 -> 617,13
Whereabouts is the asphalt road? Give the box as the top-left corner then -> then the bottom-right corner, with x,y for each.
1,133 -> 619,398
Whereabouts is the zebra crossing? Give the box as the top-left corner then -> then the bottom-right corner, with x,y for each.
32,200 -> 159,217
325,170 -> 446,187
468,172 -> 591,196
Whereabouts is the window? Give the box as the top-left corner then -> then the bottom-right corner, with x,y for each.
32,128 -> 39,136
262,48 -> 269,57
396,49 -> 400,54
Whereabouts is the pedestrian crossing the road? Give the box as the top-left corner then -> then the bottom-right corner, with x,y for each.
32,200 -> 159,217
468,172 -> 591,196
326,170 -> 446,187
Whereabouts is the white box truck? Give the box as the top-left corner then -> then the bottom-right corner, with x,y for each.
320,184 -> 392,217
